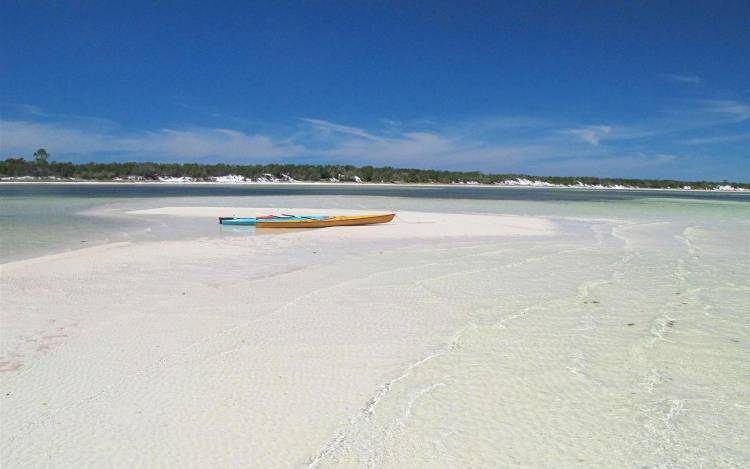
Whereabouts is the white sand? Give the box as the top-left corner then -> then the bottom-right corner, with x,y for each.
127,207 -> 556,239
1,208 -> 748,467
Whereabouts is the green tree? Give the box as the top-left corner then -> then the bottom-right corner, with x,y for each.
33,148 -> 49,164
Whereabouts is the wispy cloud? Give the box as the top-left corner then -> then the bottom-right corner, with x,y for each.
560,125 -> 611,146
119,128 -> 303,160
661,73 -> 702,85
607,99 -> 750,140
1,98 -> 746,179
681,132 -> 750,145
299,117 -> 571,170
1,115 -> 578,171
0,120 -> 303,161
17,104 -> 49,117
1,120 -> 112,154
695,99 -> 750,122
1,103 -> 119,130
300,118 -> 472,167
300,118 -> 384,141
650,99 -> 750,138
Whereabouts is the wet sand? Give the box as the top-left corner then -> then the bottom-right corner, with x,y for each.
1,207 -> 748,467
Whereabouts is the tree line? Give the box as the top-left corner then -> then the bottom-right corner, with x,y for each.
1,150 -> 747,190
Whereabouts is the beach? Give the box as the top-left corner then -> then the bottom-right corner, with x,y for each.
1,187 -> 749,467
4,0 -> 748,465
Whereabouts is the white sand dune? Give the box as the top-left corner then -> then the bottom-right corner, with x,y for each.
1,207 -> 748,468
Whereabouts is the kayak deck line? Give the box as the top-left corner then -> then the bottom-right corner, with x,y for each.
218,215 -> 325,225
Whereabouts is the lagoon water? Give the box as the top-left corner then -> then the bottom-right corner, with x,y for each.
1,183 -> 748,263
1,183 -> 749,467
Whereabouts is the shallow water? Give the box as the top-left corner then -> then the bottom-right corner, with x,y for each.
1,183 -> 748,263
303,219 -> 749,467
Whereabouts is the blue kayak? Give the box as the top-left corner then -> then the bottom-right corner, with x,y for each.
219,215 -> 325,226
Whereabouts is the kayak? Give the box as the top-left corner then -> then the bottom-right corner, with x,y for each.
219,215 -> 325,226
255,213 -> 395,228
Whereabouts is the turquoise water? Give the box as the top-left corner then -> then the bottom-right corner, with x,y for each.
1,183 -> 748,263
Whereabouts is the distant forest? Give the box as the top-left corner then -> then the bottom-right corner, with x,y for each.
1,156 -> 748,190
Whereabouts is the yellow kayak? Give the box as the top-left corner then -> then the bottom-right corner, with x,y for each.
255,213 -> 395,228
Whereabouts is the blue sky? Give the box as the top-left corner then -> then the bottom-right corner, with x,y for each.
1,1 -> 748,180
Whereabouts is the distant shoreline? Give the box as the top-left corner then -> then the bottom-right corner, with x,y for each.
3,159 -> 748,191
1,178 -> 747,192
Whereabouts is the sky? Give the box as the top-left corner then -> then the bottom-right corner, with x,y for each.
1,1 -> 748,181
